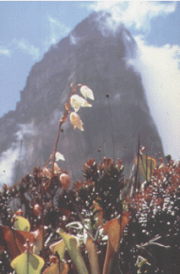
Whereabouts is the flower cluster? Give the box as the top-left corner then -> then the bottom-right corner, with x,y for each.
70,85 -> 94,131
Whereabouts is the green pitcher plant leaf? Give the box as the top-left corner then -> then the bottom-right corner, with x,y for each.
49,239 -> 66,260
31,229 -> 44,255
57,229 -> 89,274
10,250 -> 44,274
12,216 -> 31,232
135,154 -> 157,181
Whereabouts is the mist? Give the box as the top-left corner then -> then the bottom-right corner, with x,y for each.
92,2 -> 180,161
128,37 -> 180,161
0,122 -> 38,187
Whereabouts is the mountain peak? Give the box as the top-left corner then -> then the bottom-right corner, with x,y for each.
70,11 -> 115,38
0,11 -> 163,184
68,11 -> 136,56
73,11 -> 131,35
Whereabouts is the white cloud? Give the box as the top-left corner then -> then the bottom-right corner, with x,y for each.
50,110 -> 63,125
0,122 -> 38,187
127,37 -> 180,161
0,47 -> 11,57
15,122 -> 38,140
13,38 -> 40,60
0,15 -> 71,65
69,34 -> 80,45
86,1 -> 179,160
0,145 -> 19,188
2,15 -> 69,62
48,16 -> 70,45
88,1 -> 176,32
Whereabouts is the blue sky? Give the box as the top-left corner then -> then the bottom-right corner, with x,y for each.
0,1 -> 92,116
0,1 -> 179,118
0,1 -> 180,163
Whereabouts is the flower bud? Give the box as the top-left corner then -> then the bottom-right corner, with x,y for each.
70,94 -> 92,112
70,112 -> 84,131
59,173 -> 70,190
33,204 -> 41,216
80,85 -> 94,100
42,167 -> 51,178
54,163 -> 61,174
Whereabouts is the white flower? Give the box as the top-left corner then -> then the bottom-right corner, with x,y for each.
70,112 -> 84,131
55,152 -> 65,161
70,94 -> 92,112
53,163 -> 61,174
80,85 -> 94,100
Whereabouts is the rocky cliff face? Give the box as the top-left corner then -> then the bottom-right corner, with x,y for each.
0,11 -> 164,185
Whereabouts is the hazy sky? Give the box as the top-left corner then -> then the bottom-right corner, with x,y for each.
0,1 -> 180,161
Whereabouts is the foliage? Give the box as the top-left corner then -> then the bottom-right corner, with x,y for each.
0,83 -> 179,274
121,159 -> 180,274
0,157 -> 128,274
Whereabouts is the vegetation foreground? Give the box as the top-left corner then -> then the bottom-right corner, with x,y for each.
0,84 -> 179,274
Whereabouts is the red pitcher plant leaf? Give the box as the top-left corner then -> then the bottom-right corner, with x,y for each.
102,212 -> 130,274
0,245 -> 5,255
0,225 -> 33,259
85,234 -> 101,274
14,229 -> 34,254
91,201 -> 103,230
43,261 -> 69,274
